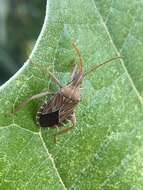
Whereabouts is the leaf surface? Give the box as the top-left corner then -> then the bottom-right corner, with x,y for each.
95,0 -> 143,95
0,0 -> 143,189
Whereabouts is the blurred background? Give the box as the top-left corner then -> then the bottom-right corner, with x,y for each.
0,0 -> 46,85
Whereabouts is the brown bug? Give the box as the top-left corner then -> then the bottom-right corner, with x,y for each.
14,42 -> 122,143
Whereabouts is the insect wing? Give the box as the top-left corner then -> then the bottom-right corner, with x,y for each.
38,110 -> 59,127
37,92 -> 64,127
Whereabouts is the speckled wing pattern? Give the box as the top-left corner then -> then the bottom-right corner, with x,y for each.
36,92 -> 78,127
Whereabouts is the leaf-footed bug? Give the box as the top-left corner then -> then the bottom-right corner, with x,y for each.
13,42 -> 122,143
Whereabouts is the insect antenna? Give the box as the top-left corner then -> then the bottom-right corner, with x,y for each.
72,42 -> 83,72
84,56 -> 123,76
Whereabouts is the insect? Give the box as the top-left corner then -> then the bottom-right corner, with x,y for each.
14,42 -> 122,143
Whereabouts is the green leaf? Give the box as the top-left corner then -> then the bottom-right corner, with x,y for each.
0,0 -> 143,189
0,125 -> 65,189
95,0 -> 143,96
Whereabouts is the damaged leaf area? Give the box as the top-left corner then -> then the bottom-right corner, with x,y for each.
0,0 -> 143,189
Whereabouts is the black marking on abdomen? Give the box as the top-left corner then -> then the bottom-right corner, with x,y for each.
38,110 -> 59,128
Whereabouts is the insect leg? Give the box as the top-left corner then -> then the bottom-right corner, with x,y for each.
13,91 -> 54,114
48,71 -> 63,88
54,113 -> 76,143
29,59 -> 63,88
